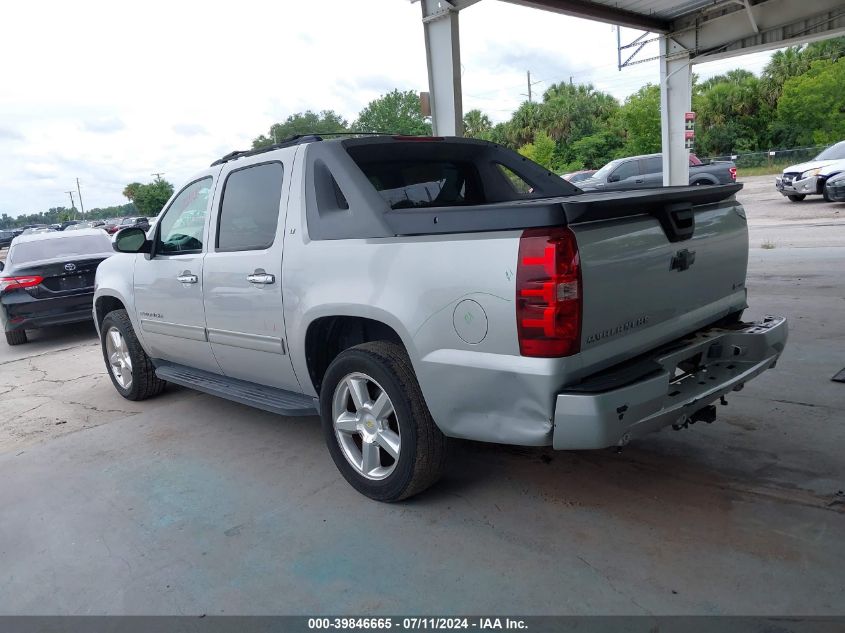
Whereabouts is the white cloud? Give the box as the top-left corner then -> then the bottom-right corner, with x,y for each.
0,0 -> 777,216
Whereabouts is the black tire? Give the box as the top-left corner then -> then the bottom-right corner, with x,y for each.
320,341 -> 448,502
823,189 -> 833,203
100,309 -> 166,401
5,329 -> 27,346
787,194 -> 806,202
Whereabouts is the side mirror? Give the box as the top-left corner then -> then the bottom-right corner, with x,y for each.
608,174 -> 620,183
113,227 -> 151,254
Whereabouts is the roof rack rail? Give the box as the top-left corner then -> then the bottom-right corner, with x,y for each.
210,134 -> 323,167
209,131 -> 396,167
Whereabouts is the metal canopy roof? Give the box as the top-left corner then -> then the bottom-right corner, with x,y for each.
499,0 -> 720,32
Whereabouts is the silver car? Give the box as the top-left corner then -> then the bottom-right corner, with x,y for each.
94,135 -> 787,501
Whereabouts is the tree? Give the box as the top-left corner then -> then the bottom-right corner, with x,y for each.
122,182 -> 142,202
618,84 -> 662,155
776,58 -> 845,146
253,110 -> 348,148
130,179 -> 175,216
354,89 -> 431,136
518,130 -> 556,169
463,109 -> 492,138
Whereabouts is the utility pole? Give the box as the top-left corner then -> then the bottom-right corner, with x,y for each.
521,70 -> 543,103
65,191 -> 76,213
76,178 -> 85,218
151,172 -> 165,181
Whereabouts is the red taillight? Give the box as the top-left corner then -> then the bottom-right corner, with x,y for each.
729,167 -> 737,181
0,275 -> 43,294
516,227 -> 581,357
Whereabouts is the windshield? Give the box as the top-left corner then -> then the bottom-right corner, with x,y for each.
9,234 -> 112,266
592,159 -> 622,181
815,142 -> 845,161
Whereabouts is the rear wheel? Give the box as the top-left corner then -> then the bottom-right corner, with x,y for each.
4,329 -> 27,346
101,309 -> 166,401
787,194 -> 806,202
320,341 -> 448,502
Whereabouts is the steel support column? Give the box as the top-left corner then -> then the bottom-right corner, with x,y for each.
659,37 -> 691,186
421,0 -> 463,136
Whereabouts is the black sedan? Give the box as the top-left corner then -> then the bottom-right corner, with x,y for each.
823,171 -> 845,202
0,229 -> 113,345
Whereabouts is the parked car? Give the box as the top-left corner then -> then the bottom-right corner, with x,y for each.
65,220 -> 107,231
775,141 -> 845,202
823,170 -> 845,202
118,216 -> 150,232
1,229 -> 113,345
60,220 -> 81,231
103,219 -> 123,235
21,227 -> 57,236
0,230 -> 15,249
561,169 -> 597,183
578,153 -> 736,191
94,135 -> 786,502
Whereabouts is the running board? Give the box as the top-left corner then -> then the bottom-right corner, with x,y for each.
155,362 -> 318,417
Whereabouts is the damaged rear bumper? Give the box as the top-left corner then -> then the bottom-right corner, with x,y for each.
552,316 -> 788,449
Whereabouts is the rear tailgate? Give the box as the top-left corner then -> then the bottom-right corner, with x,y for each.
564,185 -> 748,379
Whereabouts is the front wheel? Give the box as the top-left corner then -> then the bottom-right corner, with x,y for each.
787,194 -> 806,202
100,309 -> 166,401
320,341 -> 448,502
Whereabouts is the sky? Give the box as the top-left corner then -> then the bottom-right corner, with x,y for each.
0,0 -> 775,217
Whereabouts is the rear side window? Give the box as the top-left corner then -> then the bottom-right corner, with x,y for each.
642,157 -> 662,174
496,164 -> 534,194
359,160 -> 483,210
217,162 -> 284,251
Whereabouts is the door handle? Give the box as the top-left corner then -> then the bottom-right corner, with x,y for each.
635,179 -> 644,183
247,271 -> 275,285
177,272 -> 198,284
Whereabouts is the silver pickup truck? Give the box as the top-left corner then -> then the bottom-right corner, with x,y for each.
94,135 -> 787,501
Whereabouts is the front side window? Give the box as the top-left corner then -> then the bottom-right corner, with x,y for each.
611,160 -> 639,181
217,162 -> 284,252
156,177 -> 212,254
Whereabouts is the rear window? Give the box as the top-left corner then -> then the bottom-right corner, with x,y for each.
9,234 -> 112,265
359,160 -> 484,210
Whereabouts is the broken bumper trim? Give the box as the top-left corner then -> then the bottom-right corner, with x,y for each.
552,316 -> 788,450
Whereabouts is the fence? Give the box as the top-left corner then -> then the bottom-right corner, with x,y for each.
704,145 -> 828,170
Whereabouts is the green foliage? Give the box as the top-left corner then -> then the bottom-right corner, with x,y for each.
253,110 -> 348,148
518,130 -> 555,169
776,59 -> 845,146
354,89 -> 431,136
131,178 -> 175,217
618,84 -> 661,156
463,109 -> 492,138
122,182 -> 142,202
